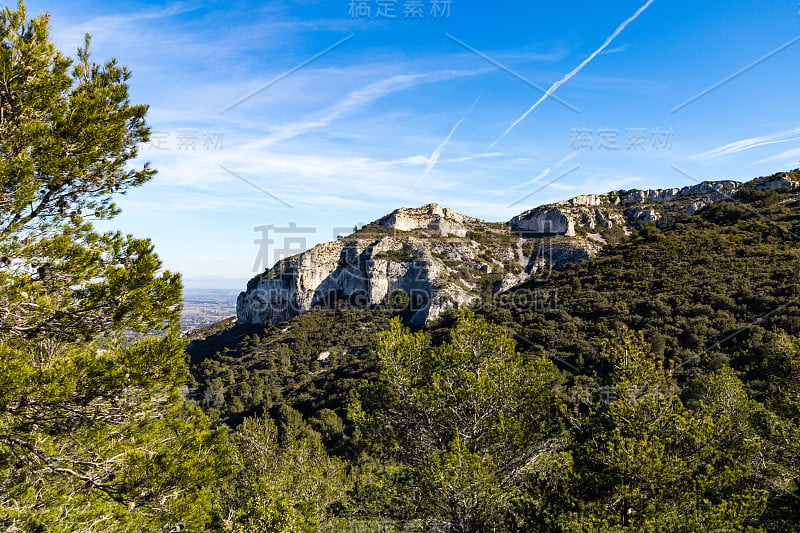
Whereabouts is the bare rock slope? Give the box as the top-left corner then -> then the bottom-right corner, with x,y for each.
237,173 -> 799,326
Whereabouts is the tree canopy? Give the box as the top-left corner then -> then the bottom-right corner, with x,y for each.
0,1 -> 179,343
1,2 -> 798,530
0,3 -> 225,530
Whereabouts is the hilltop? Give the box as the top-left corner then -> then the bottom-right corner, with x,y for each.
183,170 -> 800,529
236,172 -> 799,328
189,171 -> 800,427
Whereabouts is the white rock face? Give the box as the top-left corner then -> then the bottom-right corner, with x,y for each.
610,181 -> 741,204
685,190 -> 739,215
508,207 -> 576,236
567,194 -> 603,207
509,180 -> 745,238
238,238 -> 436,326
510,204 -> 630,237
379,203 -> 472,237
236,200 -> 611,327
237,174 -> 797,327
756,177 -> 800,191
626,207 -> 661,223
621,189 -> 678,203
238,206 -> 527,326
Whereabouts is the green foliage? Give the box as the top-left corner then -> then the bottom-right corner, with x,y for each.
572,224 -> 589,237
482,189 -> 800,383
599,221 -> 627,244
187,305 -> 398,433
0,4 -> 222,530
556,329 -> 768,532
0,336 -> 234,531
0,1 -> 180,342
752,332 -> 800,530
373,248 -> 419,263
221,415 -> 351,532
351,311 -> 563,531
466,226 -> 519,249
184,177 -> 800,530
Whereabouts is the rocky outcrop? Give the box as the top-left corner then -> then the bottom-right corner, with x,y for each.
237,172 -> 800,327
508,207 -> 577,236
685,190 -> 739,215
567,194 -> 603,207
378,203 -> 473,237
755,176 -> 800,191
609,181 -> 740,204
625,207 -> 660,223
509,180 -> 745,238
238,206 -> 531,326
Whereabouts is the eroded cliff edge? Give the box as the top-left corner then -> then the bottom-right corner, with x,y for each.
237,173 -> 798,326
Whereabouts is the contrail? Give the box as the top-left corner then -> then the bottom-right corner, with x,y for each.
414,95 -> 481,188
692,128 -> 800,160
497,151 -> 579,195
491,0 -> 656,148
503,168 -> 550,194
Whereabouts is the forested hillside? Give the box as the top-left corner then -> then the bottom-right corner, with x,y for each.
189,179 -> 800,428
183,176 -> 800,531
485,185 -> 800,381
1,3 -> 798,530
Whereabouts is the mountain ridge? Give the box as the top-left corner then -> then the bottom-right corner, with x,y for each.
236,171 -> 800,328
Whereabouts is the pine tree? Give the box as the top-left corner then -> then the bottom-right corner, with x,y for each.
559,329 -> 768,532
0,1 -> 179,342
221,415 -> 351,532
351,311 -> 564,532
0,3 -> 231,530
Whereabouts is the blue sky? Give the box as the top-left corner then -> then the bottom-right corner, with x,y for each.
24,0 -> 800,283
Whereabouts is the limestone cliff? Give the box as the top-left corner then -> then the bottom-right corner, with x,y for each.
237,173 -> 799,326
237,204 -> 534,326
508,180 -> 743,237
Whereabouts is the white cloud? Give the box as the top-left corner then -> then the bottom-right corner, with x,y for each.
693,128 -> 800,160
251,69 -> 482,147
443,152 -> 505,164
52,3 -> 195,49
755,147 -> 800,165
